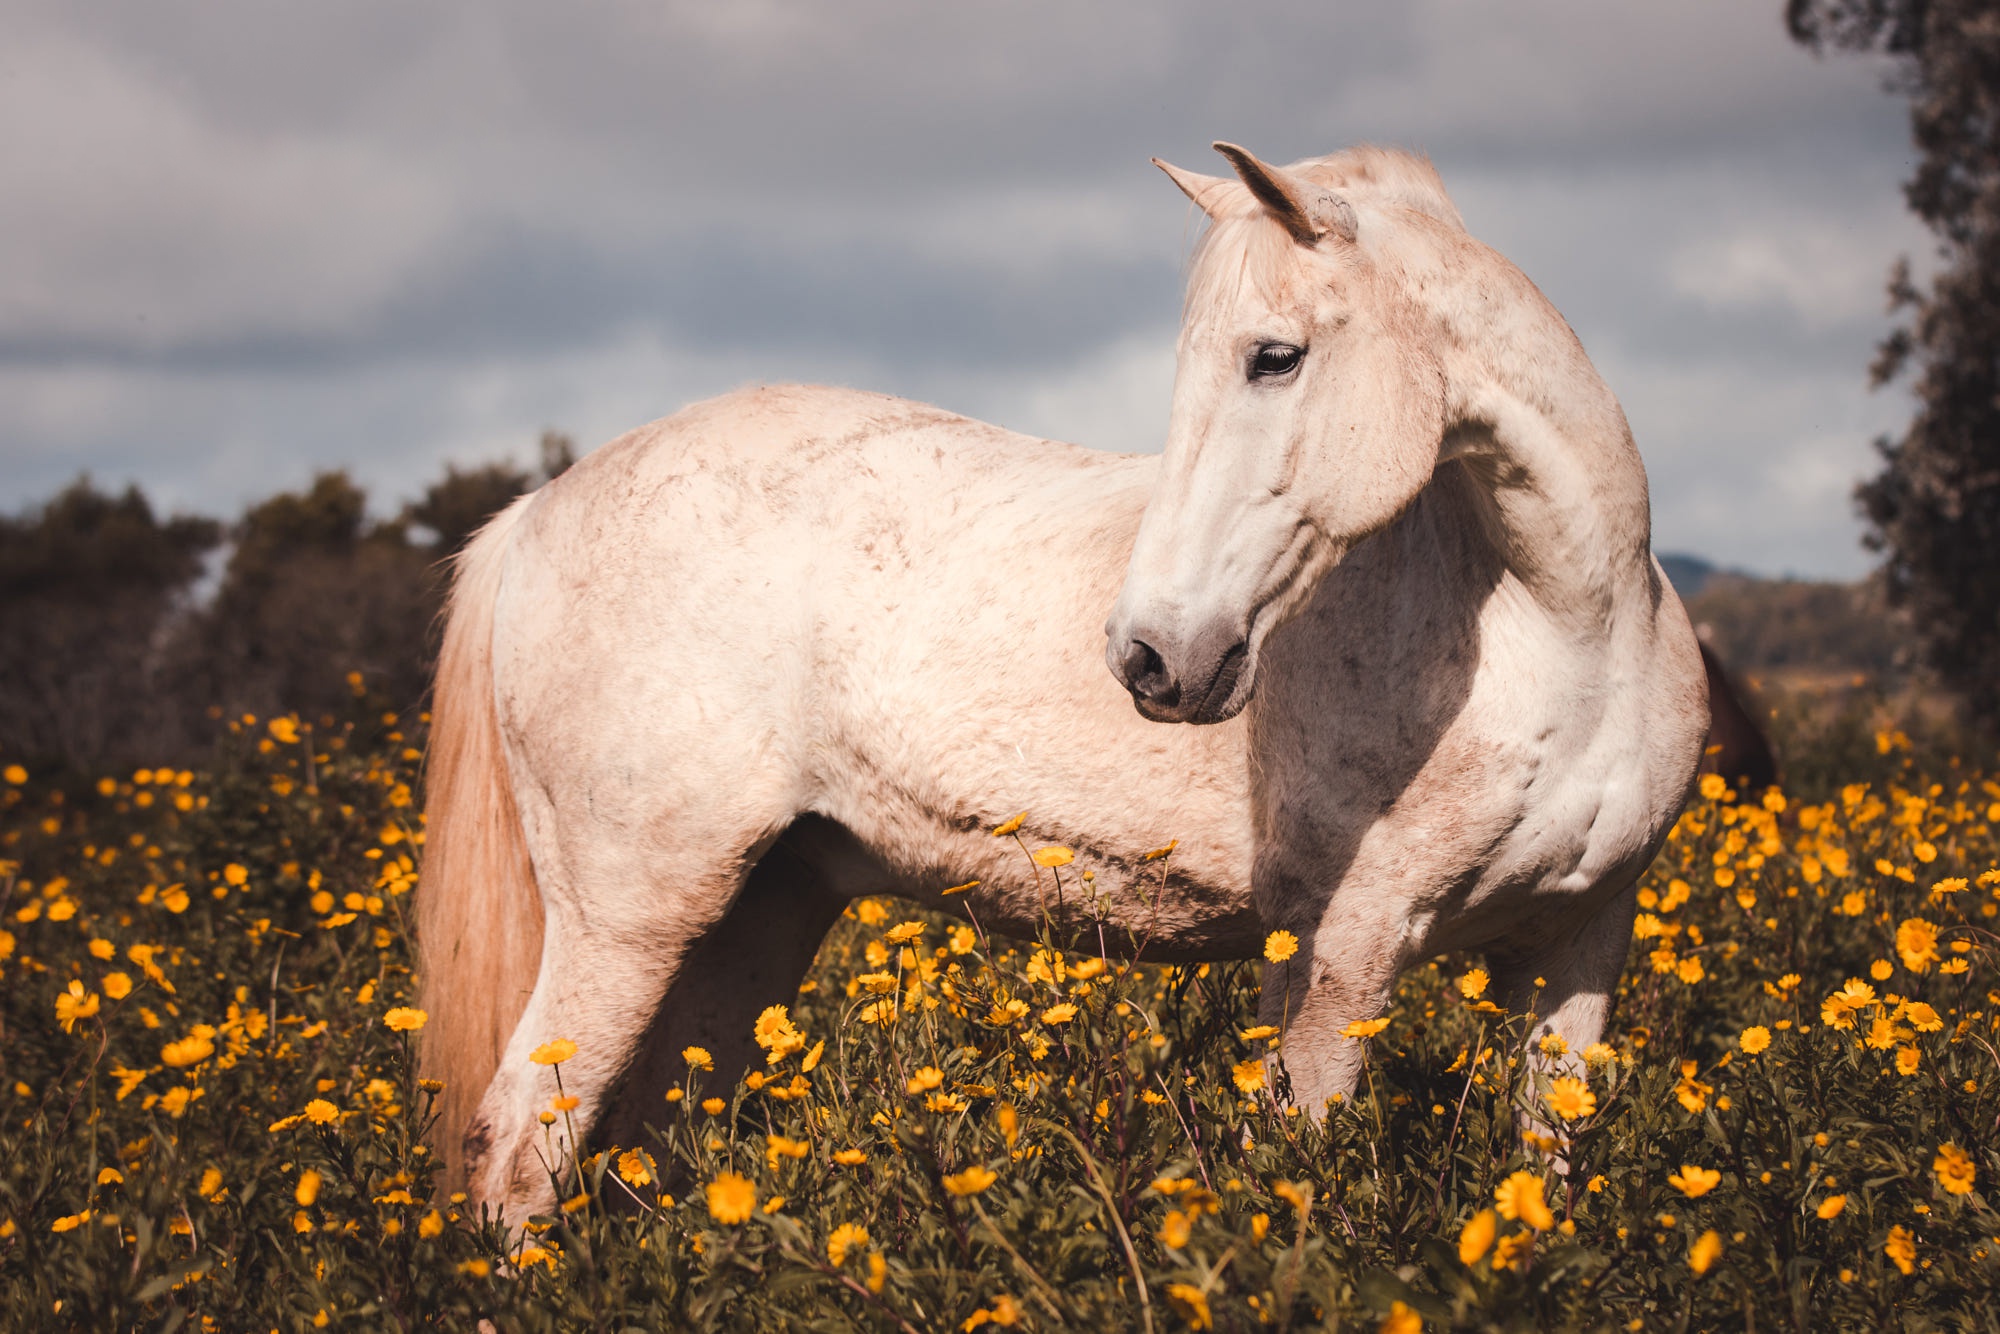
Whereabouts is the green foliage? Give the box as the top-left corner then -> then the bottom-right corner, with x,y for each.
2,713 -> 1999,1330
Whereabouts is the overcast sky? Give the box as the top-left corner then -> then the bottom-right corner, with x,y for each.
2,1 -> 1925,577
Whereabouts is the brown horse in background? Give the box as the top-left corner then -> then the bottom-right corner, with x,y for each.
1697,640 -> 1777,791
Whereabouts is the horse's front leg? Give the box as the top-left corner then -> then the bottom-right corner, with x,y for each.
1254,856 -> 1416,1115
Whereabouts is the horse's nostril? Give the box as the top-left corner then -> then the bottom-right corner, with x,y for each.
1122,638 -> 1179,707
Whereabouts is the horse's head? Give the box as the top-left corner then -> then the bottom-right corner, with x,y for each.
1105,143 -> 1449,724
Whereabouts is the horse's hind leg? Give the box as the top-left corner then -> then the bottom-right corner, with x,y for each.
592,820 -> 852,1175
463,787 -> 807,1224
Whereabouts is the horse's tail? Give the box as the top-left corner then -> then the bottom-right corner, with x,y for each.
416,493 -> 543,1191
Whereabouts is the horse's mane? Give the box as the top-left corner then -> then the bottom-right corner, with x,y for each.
1184,146 -> 1462,316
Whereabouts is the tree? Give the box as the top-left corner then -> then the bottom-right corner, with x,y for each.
1789,0 -> 2000,727
0,480 -> 219,769
167,472 -> 438,728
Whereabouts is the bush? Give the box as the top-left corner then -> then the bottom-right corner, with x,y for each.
1,709 -> 1997,1330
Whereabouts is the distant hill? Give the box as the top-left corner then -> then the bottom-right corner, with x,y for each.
1655,551 -> 1904,688
1657,552 -> 1722,599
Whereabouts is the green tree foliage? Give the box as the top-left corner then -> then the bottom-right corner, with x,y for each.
0,480 -> 219,770
1789,0 -> 2000,727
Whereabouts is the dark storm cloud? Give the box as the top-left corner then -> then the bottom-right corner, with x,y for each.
0,0 -> 1926,575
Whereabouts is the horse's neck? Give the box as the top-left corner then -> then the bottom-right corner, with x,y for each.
1423,235 -> 1656,639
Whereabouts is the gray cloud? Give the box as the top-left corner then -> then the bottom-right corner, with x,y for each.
0,0 -> 1928,576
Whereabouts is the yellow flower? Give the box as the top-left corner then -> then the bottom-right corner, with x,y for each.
1030,846 -> 1073,868
382,1007 -> 427,1033
833,1148 -> 868,1166
1885,1224 -> 1916,1275
701,1097 -> 726,1115
1263,930 -> 1299,963
97,1168 -> 123,1185
1231,1059 -> 1266,1095
1819,978 -> 1875,1030
616,1150 -> 653,1187
1583,1042 -> 1616,1067
1816,1194 -> 1846,1219
1040,1003 -> 1077,1026
1739,1026 -> 1771,1055
1240,1025 -> 1281,1042
706,1172 -> 757,1224
1896,917 -> 1940,973
419,1210 -> 444,1238
1164,1283 -> 1212,1330
682,1046 -> 714,1070
765,1135 -> 810,1170
101,972 -> 133,1001
296,1169 -> 321,1206
802,1039 -> 825,1072
303,1098 -> 339,1125
1934,1143 -> 1976,1196
1379,1300 -> 1422,1334
753,1005 -> 806,1062
1896,1045 -> 1921,1076
1158,1209 -> 1192,1249
1273,1180 -> 1310,1212
943,1165 -> 997,1197
1899,1000 -> 1943,1032
885,921 -> 925,943
1689,1229 -> 1722,1276
1458,1208 -> 1497,1264
1457,967 -> 1489,999
2,764 -> 24,784
51,1211 -> 92,1233
1699,773 -> 1727,801
530,1038 -> 577,1066
991,812 -> 1026,837
828,1221 -> 869,1266
54,982 -> 100,1033
907,1066 -> 945,1094
1667,1165 -> 1721,1198
1493,1171 -> 1554,1231
1492,1231 -> 1534,1271
1545,1077 -> 1596,1121
1342,1017 -> 1390,1039
161,1033 -> 215,1068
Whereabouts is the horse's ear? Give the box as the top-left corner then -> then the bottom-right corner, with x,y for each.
1152,157 -> 1236,217
1211,142 -> 1357,246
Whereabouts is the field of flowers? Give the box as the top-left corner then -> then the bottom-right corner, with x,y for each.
2,699 -> 1998,1331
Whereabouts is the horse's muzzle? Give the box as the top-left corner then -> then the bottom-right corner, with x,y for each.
1106,624 -> 1253,724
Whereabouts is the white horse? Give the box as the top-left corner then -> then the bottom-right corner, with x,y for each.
417,143 -> 1708,1221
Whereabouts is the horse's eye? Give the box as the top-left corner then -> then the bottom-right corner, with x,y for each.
1249,344 -> 1304,379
